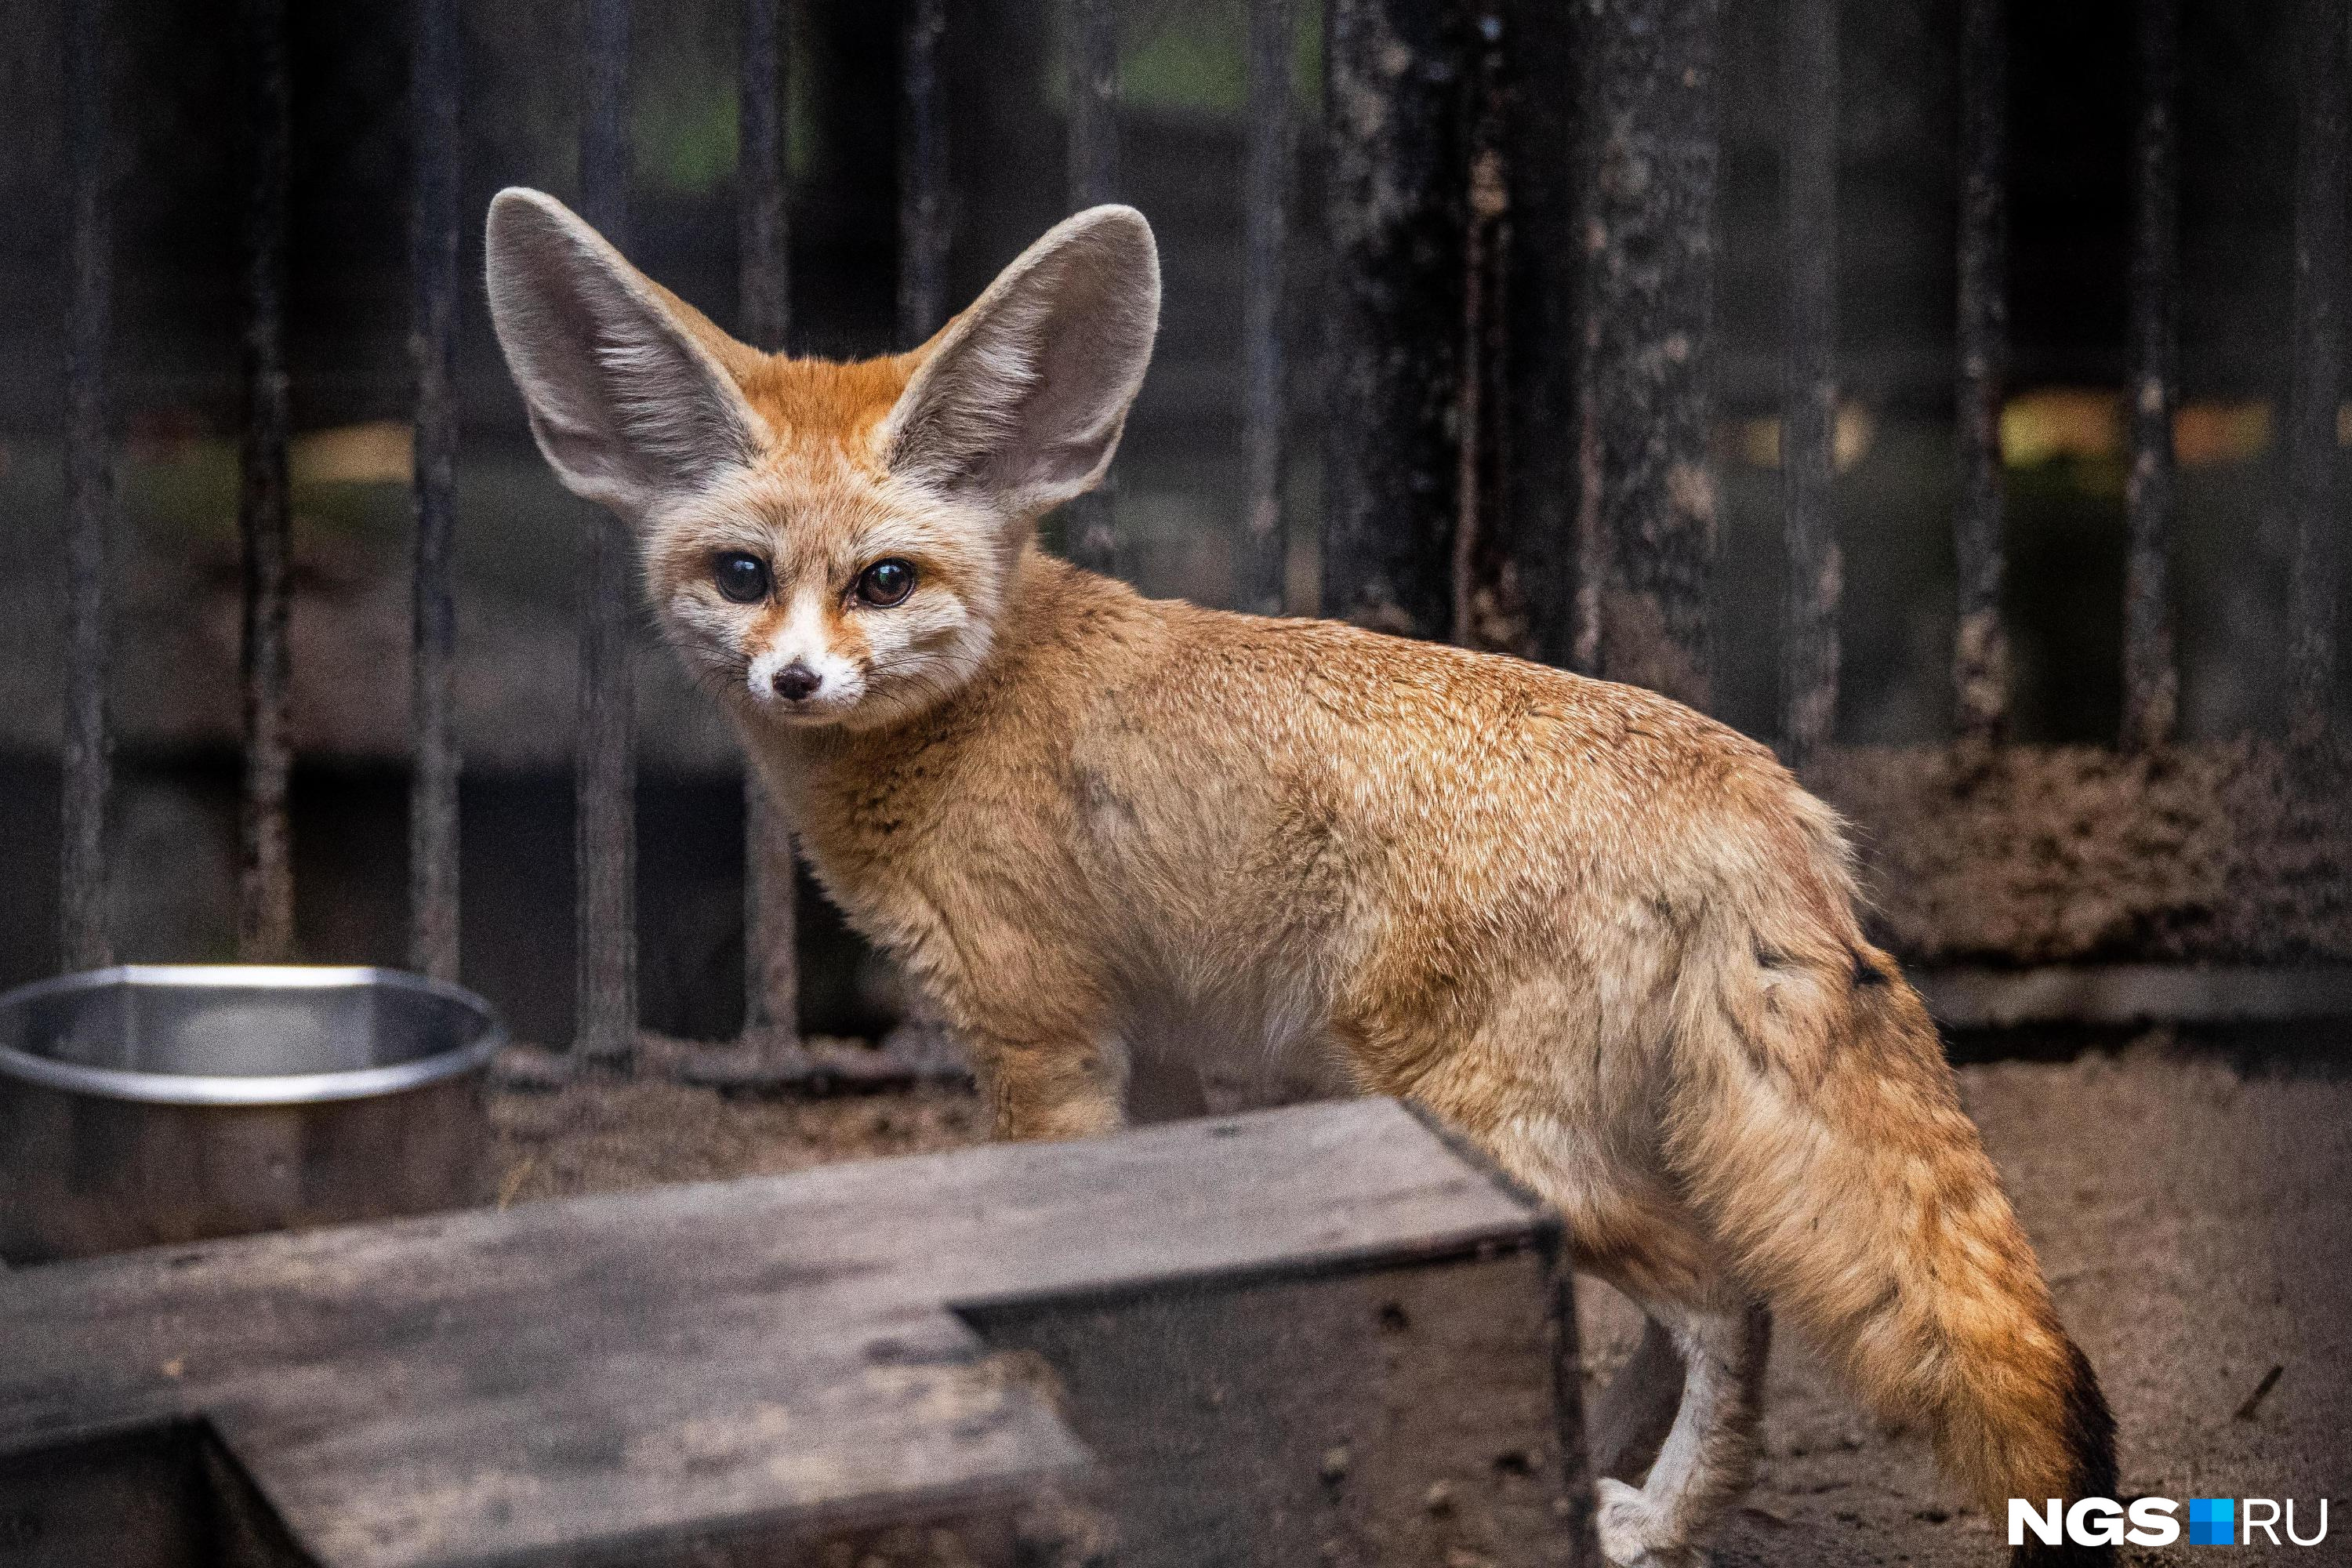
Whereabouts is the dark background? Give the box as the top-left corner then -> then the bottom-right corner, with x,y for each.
0,0 -> 2339,1042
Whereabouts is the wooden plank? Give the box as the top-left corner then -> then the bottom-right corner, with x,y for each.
218,1327 -> 1078,1568
978,1247 -> 1588,1567
0,1101 -> 1584,1567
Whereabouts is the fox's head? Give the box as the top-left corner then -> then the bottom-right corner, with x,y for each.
485,189 -> 1160,731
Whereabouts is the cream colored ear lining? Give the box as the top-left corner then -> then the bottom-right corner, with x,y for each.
881,216 -> 1158,513
489,198 -> 766,517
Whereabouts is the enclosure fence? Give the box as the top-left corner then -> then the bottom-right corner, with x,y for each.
45,0 -> 2350,1062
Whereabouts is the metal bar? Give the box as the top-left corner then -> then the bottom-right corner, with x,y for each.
1541,1209 -> 1603,1568
1064,0 -> 1120,575
60,0 -> 114,974
1451,12 -> 1508,648
409,0 -> 462,982
1952,0 -> 2009,744
2122,0 -> 2179,753
1066,0 -> 1118,223
237,0 -> 295,964
1570,434 -> 1604,673
740,0 -> 790,352
898,0 -> 949,349
1237,0 -> 1293,618
1570,0 -> 1604,684
580,0 -> 632,245
739,0 -> 798,1045
1572,0 -> 1722,708
1323,0 -> 1465,639
2288,0 -> 2348,749
1497,0 -> 1577,670
1780,0 -> 1839,765
576,0 -> 637,1065
743,789 -> 799,1041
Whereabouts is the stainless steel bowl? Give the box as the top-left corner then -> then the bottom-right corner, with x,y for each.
0,965 -> 506,1263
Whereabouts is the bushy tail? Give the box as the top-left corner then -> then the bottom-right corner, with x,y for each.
1663,914 -> 2115,1565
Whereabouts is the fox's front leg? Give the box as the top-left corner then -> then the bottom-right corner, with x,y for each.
967,1028 -> 1127,1142
927,937 -> 1128,1141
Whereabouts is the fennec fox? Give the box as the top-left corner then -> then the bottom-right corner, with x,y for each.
486,189 -> 2114,1566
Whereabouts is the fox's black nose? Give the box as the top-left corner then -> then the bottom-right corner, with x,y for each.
772,662 -> 822,701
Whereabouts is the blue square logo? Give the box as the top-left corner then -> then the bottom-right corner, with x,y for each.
2189,1497 -> 2235,1545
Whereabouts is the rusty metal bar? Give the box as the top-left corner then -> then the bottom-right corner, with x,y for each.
1780,0 -> 1839,764
1573,0 -> 1722,707
1497,0 -> 1577,669
1066,0 -> 1118,236
2288,0 -> 2348,749
409,0 -> 463,982
2122,0 -> 2179,753
898,0 -> 949,348
1237,0 -> 1294,617
60,0 -> 114,973
1451,11 -> 1508,649
1065,0 -> 1120,575
740,0 -> 798,1044
1952,0 -> 2009,744
576,0 -> 637,1065
581,0 -> 632,246
743,789 -> 799,1042
1541,1220 -> 1604,1568
740,0 -> 790,354
236,0 -> 295,964
1323,0 -> 1465,639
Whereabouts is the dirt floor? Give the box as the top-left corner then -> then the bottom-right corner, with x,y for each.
1809,742 -> 2352,968
491,1036 -> 2352,1566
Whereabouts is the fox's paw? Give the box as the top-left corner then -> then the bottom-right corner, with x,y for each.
1595,1477 -> 1704,1568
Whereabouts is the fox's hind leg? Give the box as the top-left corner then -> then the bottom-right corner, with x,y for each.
1593,1298 -> 1771,1568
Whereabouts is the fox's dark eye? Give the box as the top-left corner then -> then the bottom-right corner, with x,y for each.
712,552 -> 771,604
855,558 -> 916,607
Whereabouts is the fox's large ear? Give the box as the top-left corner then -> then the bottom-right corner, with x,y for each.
485,187 -> 766,521
883,205 -> 1160,517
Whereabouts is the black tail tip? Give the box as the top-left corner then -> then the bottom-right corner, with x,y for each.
2009,1340 -> 2119,1567
2061,1338 -> 2119,1501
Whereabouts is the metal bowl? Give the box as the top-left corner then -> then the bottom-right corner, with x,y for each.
0,965 -> 506,1264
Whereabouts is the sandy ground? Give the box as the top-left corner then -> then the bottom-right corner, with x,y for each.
1811,743 -> 2352,968
1689,1044 -> 2352,1566
491,1039 -> 2352,1566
